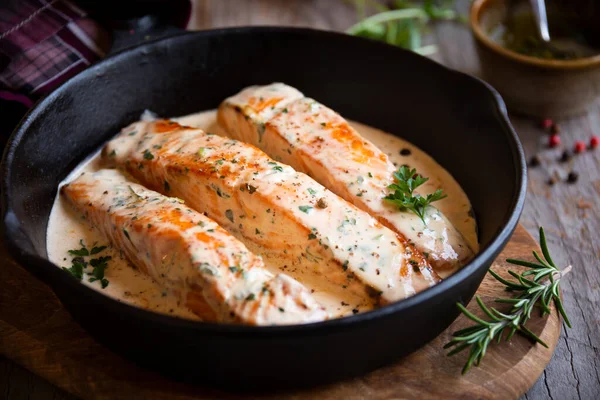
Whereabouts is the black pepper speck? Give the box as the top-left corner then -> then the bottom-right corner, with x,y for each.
559,150 -> 572,163
566,171 -> 579,183
529,155 -> 541,167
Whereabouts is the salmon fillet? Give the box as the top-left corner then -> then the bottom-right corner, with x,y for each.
103,120 -> 440,309
218,83 -> 475,278
61,169 -> 327,325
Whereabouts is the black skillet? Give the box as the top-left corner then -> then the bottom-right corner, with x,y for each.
1,25 -> 526,389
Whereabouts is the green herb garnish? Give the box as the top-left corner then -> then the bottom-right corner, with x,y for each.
444,227 -> 572,374
90,245 -> 107,255
384,166 -> 446,224
346,0 -> 463,56
298,205 -> 313,214
143,149 -> 154,160
68,240 -> 89,256
64,241 -> 110,288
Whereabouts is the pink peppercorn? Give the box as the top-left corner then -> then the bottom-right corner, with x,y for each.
540,119 -> 553,130
590,136 -> 599,149
549,134 -> 561,148
574,141 -> 586,153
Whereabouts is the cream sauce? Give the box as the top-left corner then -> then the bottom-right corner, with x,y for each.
47,109 -> 478,321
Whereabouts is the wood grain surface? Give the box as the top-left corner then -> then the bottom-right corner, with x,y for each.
1,1 -> 599,399
0,226 -> 560,400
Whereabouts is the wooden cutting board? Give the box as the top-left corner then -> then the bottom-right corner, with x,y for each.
0,225 -> 562,399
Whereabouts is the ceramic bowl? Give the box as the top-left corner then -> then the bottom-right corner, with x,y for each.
471,0 -> 600,118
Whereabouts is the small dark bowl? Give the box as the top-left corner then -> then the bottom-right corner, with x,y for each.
0,27 -> 526,389
471,0 -> 600,118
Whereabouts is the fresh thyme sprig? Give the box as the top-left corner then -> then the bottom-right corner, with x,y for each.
346,0 -> 463,55
384,166 -> 447,224
444,227 -> 572,374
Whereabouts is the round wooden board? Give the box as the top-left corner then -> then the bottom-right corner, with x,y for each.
0,225 -> 561,399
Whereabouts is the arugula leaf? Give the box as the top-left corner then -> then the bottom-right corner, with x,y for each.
384,166 -> 447,224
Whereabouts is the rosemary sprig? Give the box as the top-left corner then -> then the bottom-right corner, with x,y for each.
346,0 -> 463,55
444,227 -> 572,374
384,166 -> 446,224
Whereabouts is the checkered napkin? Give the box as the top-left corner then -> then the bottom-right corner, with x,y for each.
0,0 -> 110,104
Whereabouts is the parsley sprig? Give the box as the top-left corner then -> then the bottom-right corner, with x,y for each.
384,166 -> 446,224
347,0 -> 463,55
63,240 -> 111,288
444,227 -> 572,374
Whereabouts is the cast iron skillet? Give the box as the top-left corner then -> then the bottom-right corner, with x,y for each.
1,26 -> 526,389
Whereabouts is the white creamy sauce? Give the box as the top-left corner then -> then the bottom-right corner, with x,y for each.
47,109 -> 478,321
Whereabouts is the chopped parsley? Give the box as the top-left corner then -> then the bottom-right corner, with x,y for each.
307,188 -> 317,195
143,149 -> 154,160
298,205 -> 313,213
63,241 -> 110,288
90,245 -> 107,255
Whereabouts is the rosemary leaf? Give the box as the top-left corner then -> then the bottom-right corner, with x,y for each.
445,227 -> 572,374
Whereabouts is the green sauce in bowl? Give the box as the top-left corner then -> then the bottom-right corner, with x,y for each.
488,2 -> 599,60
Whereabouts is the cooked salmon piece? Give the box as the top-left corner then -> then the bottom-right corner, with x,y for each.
61,169 -> 327,325
218,83 -> 475,278
103,120 -> 440,309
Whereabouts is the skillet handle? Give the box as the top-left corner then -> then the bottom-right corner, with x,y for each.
108,15 -> 185,55
108,15 -> 184,55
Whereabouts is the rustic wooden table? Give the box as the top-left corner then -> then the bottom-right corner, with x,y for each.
1,1 -> 598,399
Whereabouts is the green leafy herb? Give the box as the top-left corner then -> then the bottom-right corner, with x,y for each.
143,149 -> 154,160
229,266 -> 239,273
90,245 -> 107,255
444,227 -> 572,374
68,240 -> 89,256
64,241 -> 111,288
346,0 -> 463,55
88,256 -> 111,283
298,205 -> 313,214
384,166 -> 446,224
63,259 -> 85,280
307,188 -> 317,195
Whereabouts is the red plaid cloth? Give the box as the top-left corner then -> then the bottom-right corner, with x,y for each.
0,0 -> 109,97
0,0 -> 190,143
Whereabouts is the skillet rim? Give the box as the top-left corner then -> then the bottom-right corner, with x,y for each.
0,26 -> 527,336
